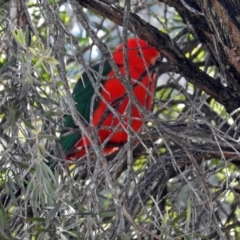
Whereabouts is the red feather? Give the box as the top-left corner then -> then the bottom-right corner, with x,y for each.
67,38 -> 159,160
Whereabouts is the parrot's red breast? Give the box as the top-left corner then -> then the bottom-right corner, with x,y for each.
66,38 -> 159,160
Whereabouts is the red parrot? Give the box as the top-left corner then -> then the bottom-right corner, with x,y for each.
59,38 -> 159,160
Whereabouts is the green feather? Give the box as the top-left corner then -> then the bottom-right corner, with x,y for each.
59,61 -> 112,153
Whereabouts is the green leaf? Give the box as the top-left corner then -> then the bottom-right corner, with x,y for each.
19,82 -> 29,99
29,47 -> 37,55
45,203 -> 61,226
41,161 -> 56,185
186,197 -> 192,230
11,28 -> 27,49
99,211 -> 116,218
40,134 -> 58,140
15,161 -> 36,172
34,58 -> 43,68
173,226 -> 189,239
33,96 -> 58,105
172,211 -> 187,225
0,208 -> 7,232
27,217 -> 45,222
22,119 -> 35,130
62,199 -> 76,210
1,147 -> 12,157
46,56 -> 58,66
44,109 -> 61,117
8,106 -> 15,129
6,179 -> 18,205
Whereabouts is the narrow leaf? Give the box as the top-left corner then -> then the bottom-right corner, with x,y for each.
40,134 -> 58,140
186,197 -> 192,230
99,211 -> 116,218
22,119 -> 35,130
8,106 -> 15,129
45,203 -> 61,226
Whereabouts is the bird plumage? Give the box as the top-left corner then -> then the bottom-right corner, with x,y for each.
59,38 -> 159,160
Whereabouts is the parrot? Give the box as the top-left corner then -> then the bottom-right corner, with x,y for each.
59,38 -> 160,160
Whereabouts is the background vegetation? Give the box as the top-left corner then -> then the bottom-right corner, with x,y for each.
1,0 -> 240,239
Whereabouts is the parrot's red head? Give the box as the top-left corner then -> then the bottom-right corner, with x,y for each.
113,38 -> 160,71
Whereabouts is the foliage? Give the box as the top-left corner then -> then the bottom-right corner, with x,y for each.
0,0 -> 240,239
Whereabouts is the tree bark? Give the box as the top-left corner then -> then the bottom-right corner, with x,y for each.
77,0 -> 240,113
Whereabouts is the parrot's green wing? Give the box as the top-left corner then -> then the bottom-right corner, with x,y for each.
59,61 -> 112,152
